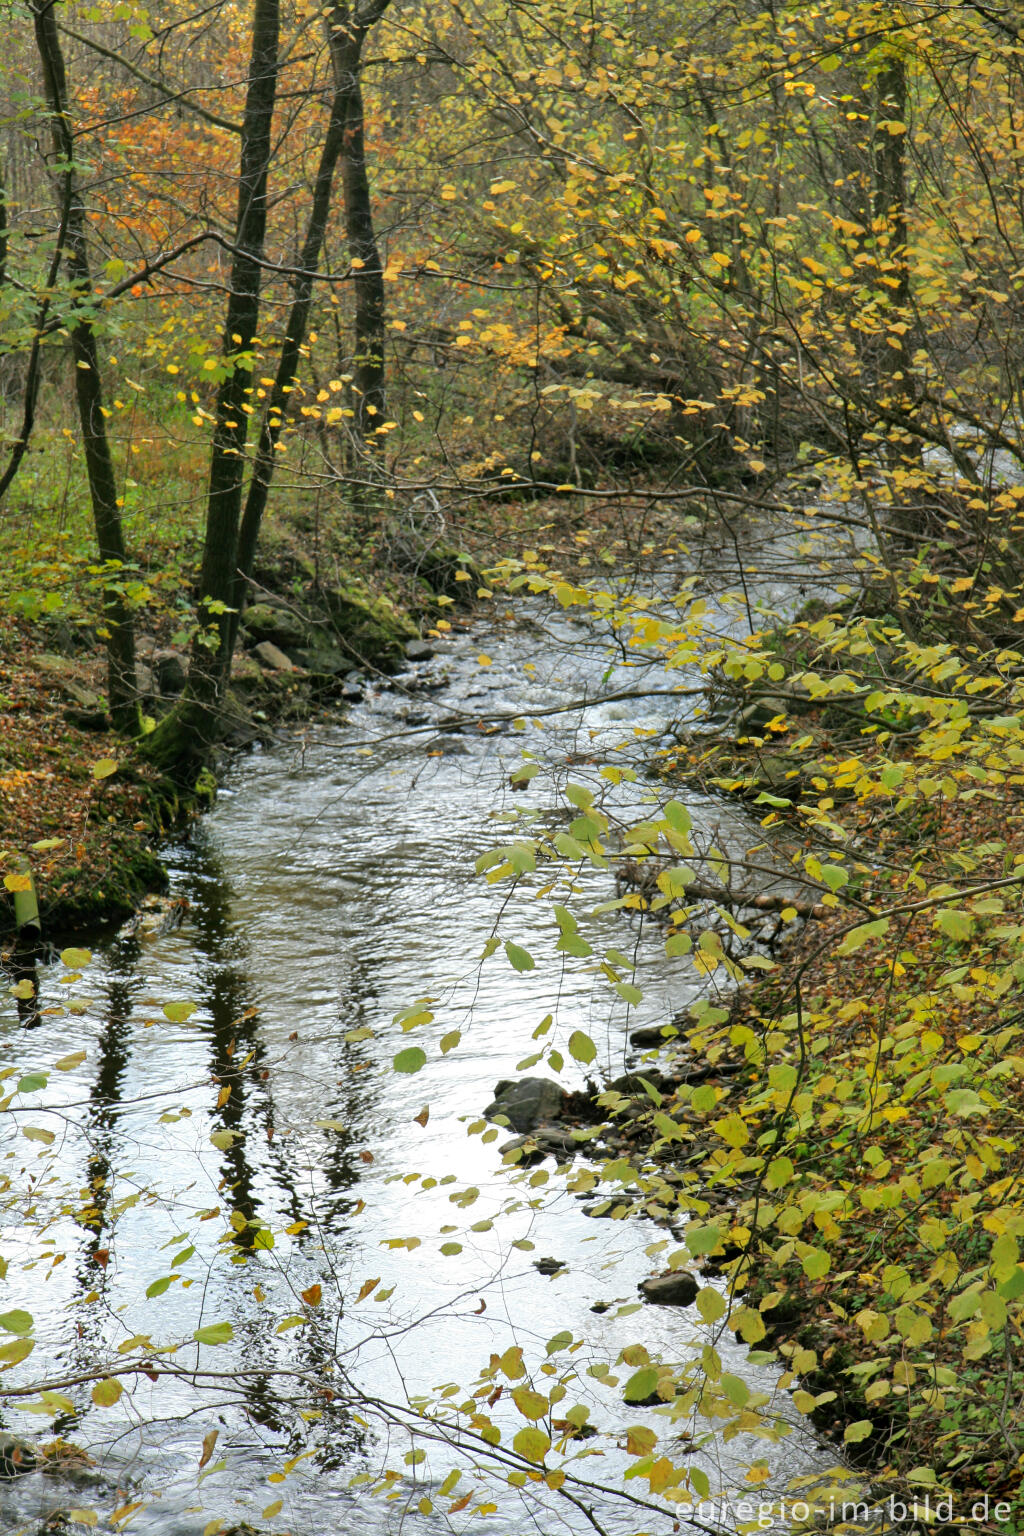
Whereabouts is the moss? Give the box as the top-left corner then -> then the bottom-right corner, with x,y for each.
319,580 -> 417,668
193,767 -> 217,807
41,840 -> 168,936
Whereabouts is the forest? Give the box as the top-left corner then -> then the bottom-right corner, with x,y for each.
2,0 -> 1024,1532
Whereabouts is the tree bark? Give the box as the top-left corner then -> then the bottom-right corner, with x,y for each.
31,0 -> 141,736
193,0 -> 281,711
228,0 -> 392,657
142,0 -> 282,775
331,5 -> 387,461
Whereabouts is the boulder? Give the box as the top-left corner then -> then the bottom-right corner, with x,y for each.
154,650 -> 187,695
242,601 -> 308,649
427,734 -> 469,757
484,1076 -> 568,1133
63,707 -> 109,732
405,638 -> 435,662
60,679 -> 105,711
320,583 -> 417,669
291,644 -> 352,679
228,654 -> 265,690
500,1128 -> 578,1162
629,1024 -> 680,1048
608,1070 -> 668,1096
254,641 -> 298,672
639,1270 -> 698,1307
33,652 -> 83,681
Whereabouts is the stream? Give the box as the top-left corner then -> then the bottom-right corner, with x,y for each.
1,541 -> 855,1535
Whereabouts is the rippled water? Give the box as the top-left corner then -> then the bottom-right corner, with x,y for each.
1,555 -> 849,1534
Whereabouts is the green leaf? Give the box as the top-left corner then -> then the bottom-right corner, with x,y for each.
0,1337 -> 34,1369
844,1420 -> 873,1444
393,1047 -> 427,1074
91,758 -> 118,780
696,1287 -> 727,1324
146,1277 -> 173,1298
568,1030 -> 596,1065
193,1322 -> 234,1346
91,1377 -> 123,1407
720,1373 -> 749,1407
684,1223 -> 721,1256
836,918 -> 889,955
17,1074 -> 47,1094
512,1426 -> 551,1463
766,1156 -> 794,1188
209,1129 -> 240,1149
505,941 -> 535,972
802,1248 -> 830,1280
623,1367 -> 659,1401
0,1310 -> 33,1335
935,908 -> 973,942
663,799 -> 692,834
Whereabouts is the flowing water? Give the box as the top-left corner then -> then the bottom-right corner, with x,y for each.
0,547 -> 853,1535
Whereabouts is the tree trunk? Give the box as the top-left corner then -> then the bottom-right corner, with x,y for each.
331,10 -> 387,467
31,0 -> 141,736
872,42 -> 923,512
228,11 -> 378,657
194,0 -> 281,707
143,0 -> 281,774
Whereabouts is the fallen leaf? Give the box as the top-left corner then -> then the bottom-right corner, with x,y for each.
198,1428 -> 218,1470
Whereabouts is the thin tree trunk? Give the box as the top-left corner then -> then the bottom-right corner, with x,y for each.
192,0 -> 281,712
142,0 -> 281,775
331,9 -> 387,462
227,31 -> 360,657
31,0 -> 140,736
227,0 -> 391,658
873,43 -> 924,540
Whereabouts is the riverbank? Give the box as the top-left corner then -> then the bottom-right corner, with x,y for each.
622,639 -> 1024,1525
0,556 -> 423,936
0,487 -> 694,940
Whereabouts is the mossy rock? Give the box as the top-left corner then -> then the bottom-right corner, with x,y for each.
241,601 -> 309,650
412,542 -> 481,607
319,582 -> 417,669
37,841 -> 167,936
